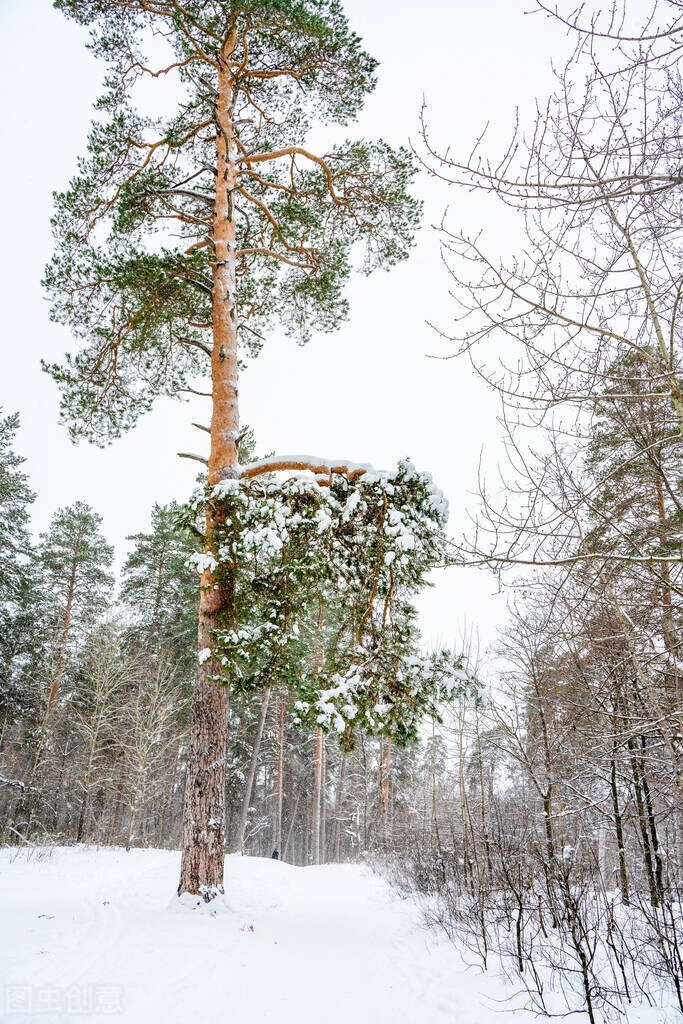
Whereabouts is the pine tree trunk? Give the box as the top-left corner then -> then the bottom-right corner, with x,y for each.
275,695 -> 285,854
332,751 -> 347,862
320,735 -> 327,863
311,727 -> 323,865
283,776 -> 306,863
178,36 -> 240,899
234,688 -> 271,853
379,735 -> 391,843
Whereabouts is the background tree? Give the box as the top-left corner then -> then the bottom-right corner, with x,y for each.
39,502 -> 114,712
11,502 -> 114,834
0,411 -> 39,728
121,501 -> 198,675
0,411 -> 42,819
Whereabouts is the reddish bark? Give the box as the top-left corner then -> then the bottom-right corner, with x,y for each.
178,34 -> 240,899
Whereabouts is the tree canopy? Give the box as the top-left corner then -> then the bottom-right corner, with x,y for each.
45,0 -> 420,443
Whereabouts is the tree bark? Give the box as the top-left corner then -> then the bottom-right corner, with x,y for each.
275,695 -> 285,853
178,33 -> 240,899
234,688 -> 271,854
332,751 -> 347,862
609,738 -> 629,903
380,735 -> 392,841
320,735 -> 327,863
283,775 -> 306,863
628,734 -> 660,907
311,727 -> 324,865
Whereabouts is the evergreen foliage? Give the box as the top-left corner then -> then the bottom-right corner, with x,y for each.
185,460 -> 473,744
38,502 -> 115,704
44,0 -> 420,442
121,501 -> 199,677
0,412 -> 40,719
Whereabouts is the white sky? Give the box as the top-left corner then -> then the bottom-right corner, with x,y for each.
0,0 -> 569,653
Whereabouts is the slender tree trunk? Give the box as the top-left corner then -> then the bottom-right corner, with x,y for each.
109,755 -> 127,844
456,712 -> 471,887
156,739 -> 182,847
639,735 -> 665,899
332,751 -> 347,862
474,707 -> 493,879
311,727 -> 323,865
77,757 -> 94,842
178,35 -> 240,899
320,736 -> 327,863
379,735 -> 391,845
275,695 -> 285,853
283,775 -> 306,863
609,739 -> 629,903
234,688 -> 271,853
628,735 -> 659,906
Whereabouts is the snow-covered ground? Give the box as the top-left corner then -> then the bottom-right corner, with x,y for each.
0,847 -> 673,1023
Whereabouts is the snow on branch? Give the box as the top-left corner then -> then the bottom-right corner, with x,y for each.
240,455 -> 377,483
0,774 -> 25,790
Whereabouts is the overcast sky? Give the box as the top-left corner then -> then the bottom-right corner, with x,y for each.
0,0 -> 572,654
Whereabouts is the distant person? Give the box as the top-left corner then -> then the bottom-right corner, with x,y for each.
271,849 -> 279,860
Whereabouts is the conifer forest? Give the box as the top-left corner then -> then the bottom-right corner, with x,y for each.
0,1 -> 682,1022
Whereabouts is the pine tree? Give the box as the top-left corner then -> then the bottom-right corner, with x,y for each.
46,0 -> 421,899
0,411 -> 40,722
10,503 -> 113,833
39,502 -> 114,711
121,502 -> 198,677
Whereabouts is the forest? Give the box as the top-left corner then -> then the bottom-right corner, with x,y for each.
1,0 -> 682,1022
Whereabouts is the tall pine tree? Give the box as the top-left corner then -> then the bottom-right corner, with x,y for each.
46,0 -> 420,898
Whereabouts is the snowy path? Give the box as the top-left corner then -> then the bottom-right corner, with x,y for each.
0,847 -> 530,1023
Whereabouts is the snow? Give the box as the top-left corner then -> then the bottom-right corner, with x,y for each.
0,846 -> 538,1024
241,455 -> 376,479
186,552 -> 218,574
0,846 -> 669,1023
